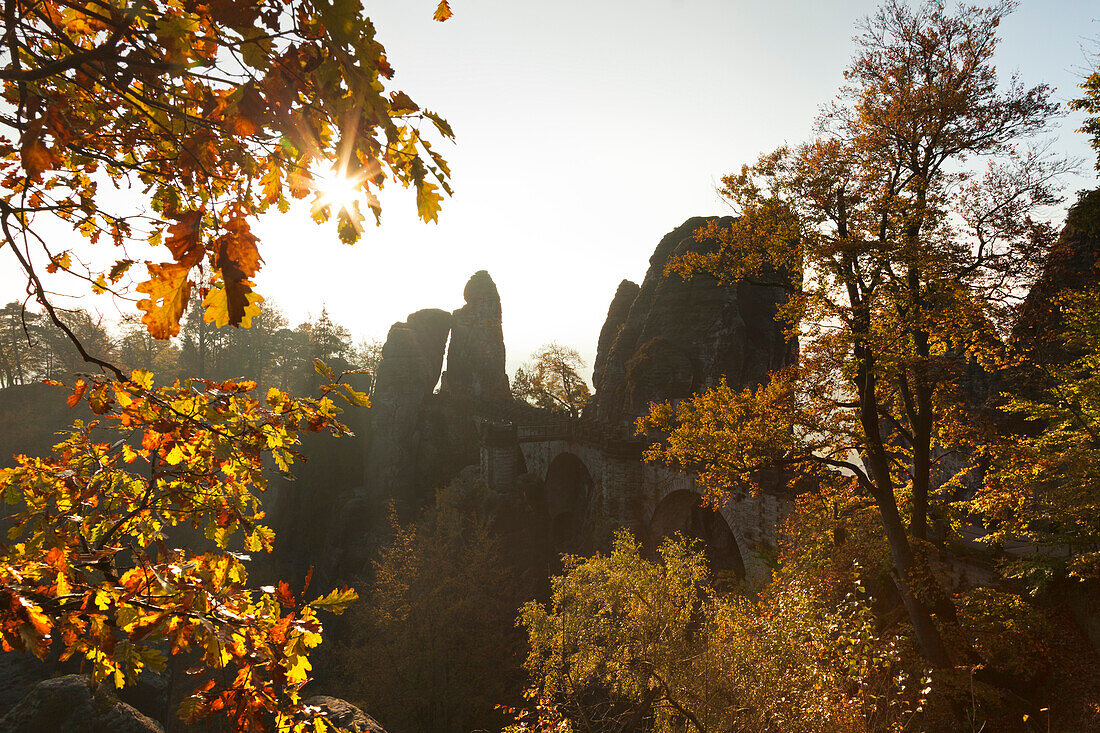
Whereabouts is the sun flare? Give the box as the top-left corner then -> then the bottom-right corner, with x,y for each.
315,167 -> 364,215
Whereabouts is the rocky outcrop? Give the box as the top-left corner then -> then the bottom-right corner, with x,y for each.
303,696 -> 387,732
363,308 -> 453,506
592,280 -> 640,393
440,271 -> 510,402
588,217 -> 796,426
1015,188 -> 1100,363
0,675 -> 163,733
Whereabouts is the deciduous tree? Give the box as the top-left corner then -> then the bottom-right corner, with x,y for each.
1,369 -> 368,731
642,0 -> 1068,668
512,343 -> 591,418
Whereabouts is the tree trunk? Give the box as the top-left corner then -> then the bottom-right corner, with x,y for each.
854,315 -> 952,667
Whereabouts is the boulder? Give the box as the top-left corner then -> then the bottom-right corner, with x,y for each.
0,675 -> 162,733
440,271 -> 510,402
587,217 -> 796,426
303,696 -> 386,733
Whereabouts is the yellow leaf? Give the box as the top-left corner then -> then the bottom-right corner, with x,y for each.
416,180 -> 443,224
164,444 -> 185,465
130,369 -> 154,390
203,280 -> 263,328
56,571 -> 71,597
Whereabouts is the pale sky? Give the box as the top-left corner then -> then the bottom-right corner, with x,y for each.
2,0 -> 1098,379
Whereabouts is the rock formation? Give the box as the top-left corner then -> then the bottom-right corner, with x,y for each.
591,279 -> 640,392
0,675 -> 163,733
293,272 -> 513,572
440,270 -> 511,402
304,696 -> 387,732
588,216 -> 796,426
362,307 -> 453,505
1015,188 -> 1100,363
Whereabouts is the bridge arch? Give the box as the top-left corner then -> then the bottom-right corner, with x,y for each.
647,489 -> 745,579
545,451 -> 594,552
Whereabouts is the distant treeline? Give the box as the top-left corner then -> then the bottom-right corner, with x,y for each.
0,299 -> 381,392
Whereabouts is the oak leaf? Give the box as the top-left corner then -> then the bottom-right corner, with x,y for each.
20,138 -> 56,181
416,180 -> 443,224
164,211 -> 205,261
215,217 -> 262,278
136,256 -> 200,339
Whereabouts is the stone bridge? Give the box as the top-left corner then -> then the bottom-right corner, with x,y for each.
479,416 -> 790,584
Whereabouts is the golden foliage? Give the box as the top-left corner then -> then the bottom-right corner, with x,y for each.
1,0 -> 454,337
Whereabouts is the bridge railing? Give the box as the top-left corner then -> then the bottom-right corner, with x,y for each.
513,415 -> 644,449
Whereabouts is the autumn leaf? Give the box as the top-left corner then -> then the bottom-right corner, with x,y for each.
108,260 -> 135,283
67,379 -> 87,408
390,91 -> 419,114
275,580 -> 295,608
287,168 -> 312,199
136,257 -> 199,339
433,0 -> 453,22
310,586 -> 359,614
20,138 -> 56,181
46,252 -> 71,274
130,369 -> 154,389
215,217 -> 262,278
416,180 -> 443,224
202,279 -> 263,329
335,383 -> 370,408
164,211 -> 205,262
202,217 -> 265,328
260,160 -> 282,204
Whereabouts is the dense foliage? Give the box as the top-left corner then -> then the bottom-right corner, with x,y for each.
0,367 -> 368,731
0,0 -> 454,345
0,1 -> 454,730
333,479 -> 528,733
974,288 -> 1100,588
511,529 -> 930,733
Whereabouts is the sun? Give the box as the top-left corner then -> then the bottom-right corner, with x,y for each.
314,166 -> 364,215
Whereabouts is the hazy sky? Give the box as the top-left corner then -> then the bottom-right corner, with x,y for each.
3,0 -> 1098,379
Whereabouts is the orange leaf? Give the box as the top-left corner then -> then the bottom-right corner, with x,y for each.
136,254 -> 200,339
275,581 -> 295,608
164,211 -> 205,261
433,0 -> 452,22
67,379 -> 87,408
287,168 -> 311,199
23,602 -> 51,636
20,138 -> 56,181
216,217 -> 262,278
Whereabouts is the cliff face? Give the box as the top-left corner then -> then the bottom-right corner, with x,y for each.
592,279 -> 640,393
1015,189 -> 1100,363
588,217 -> 796,426
362,308 -> 453,508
